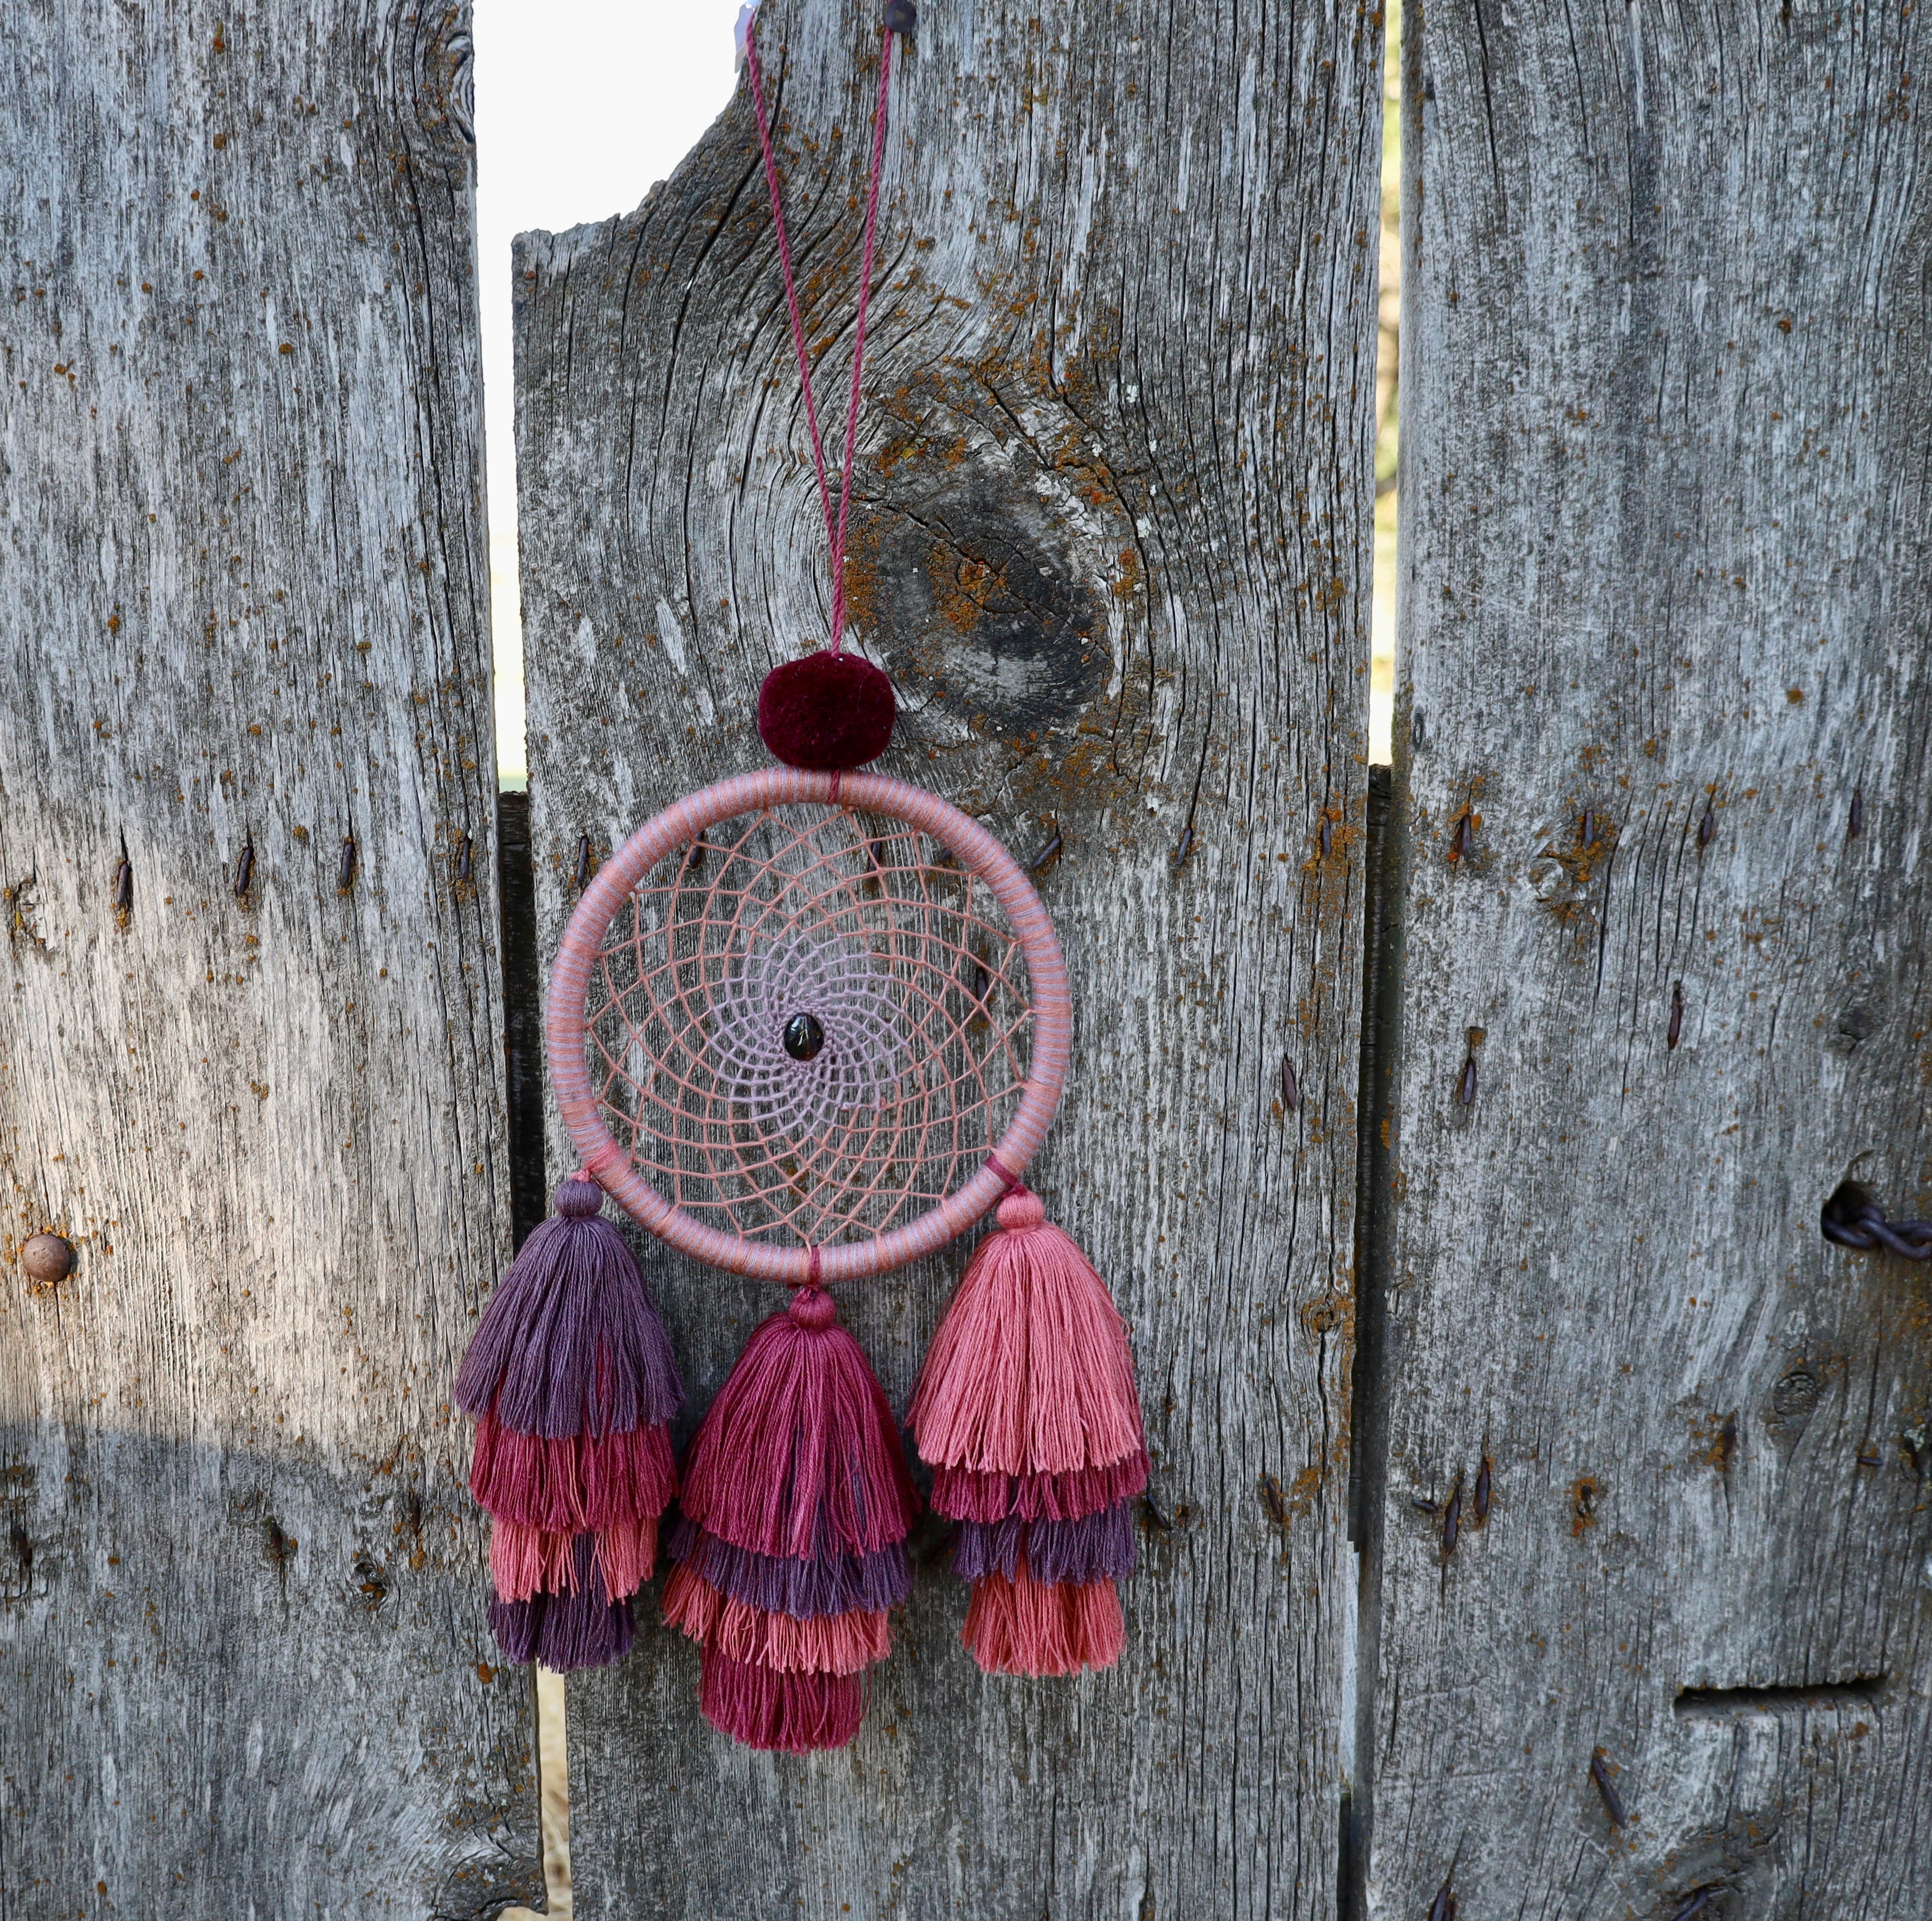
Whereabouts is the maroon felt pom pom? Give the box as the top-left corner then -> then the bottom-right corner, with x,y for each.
757,651 -> 896,770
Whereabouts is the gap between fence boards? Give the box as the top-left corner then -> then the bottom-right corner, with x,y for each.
1343,761 -> 1403,1921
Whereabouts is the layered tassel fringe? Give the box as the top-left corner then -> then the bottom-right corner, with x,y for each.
666,1284 -> 917,1751
912,1189 -> 1145,1677
458,1173 -> 1141,1712
456,1175 -> 683,1669
961,1556 -> 1126,1677
488,1532 -> 637,1671
699,1652 -> 864,1753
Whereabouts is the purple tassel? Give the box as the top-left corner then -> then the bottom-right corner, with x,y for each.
952,1515 -> 1023,1582
954,1497 -> 1138,1586
489,1533 -> 636,1671
488,1594 -> 544,1665
456,1177 -> 682,1439
1030,1499 -> 1138,1583
666,1513 -> 912,1618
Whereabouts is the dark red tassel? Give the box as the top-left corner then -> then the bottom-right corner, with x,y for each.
699,1651 -> 864,1753
668,1285 -> 915,1750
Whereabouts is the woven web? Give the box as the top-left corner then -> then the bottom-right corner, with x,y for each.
584,804 -> 1034,1247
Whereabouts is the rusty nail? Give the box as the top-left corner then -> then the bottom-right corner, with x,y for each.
112,856 -> 133,916
338,835 -> 358,892
1172,822 -> 1195,866
1319,815 -> 1333,860
1457,1054 -> 1478,1107
1428,1879 -> 1457,1921
1580,808 -> 1595,848
1260,1474 -> 1288,1526
574,834 -> 594,890
1668,981 -> 1684,1050
234,839 -> 254,899
1139,1494 -> 1173,1534
21,1233 -> 75,1287
1452,814 -> 1474,862
1280,1055 -> 1300,1112
1441,1471 -> 1464,1555
1589,1747 -> 1627,1828
1857,1442 -> 1882,1470
1473,1453 -> 1492,1525
1029,829 -> 1063,875
1698,807 -> 1716,850
456,831 -> 474,884
883,0 -> 917,31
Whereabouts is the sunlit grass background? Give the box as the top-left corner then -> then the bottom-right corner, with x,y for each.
477,3 -> 1401,1909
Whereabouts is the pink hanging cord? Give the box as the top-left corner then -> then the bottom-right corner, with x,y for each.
744,12 -> 897,654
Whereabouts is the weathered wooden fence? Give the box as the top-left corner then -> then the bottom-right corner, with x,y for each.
0,2 -> 537,1913
4,1 -> 1929,1917
1365,6 -> 1932,1915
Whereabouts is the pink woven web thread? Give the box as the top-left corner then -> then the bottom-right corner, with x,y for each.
708,928 -> 905,1141
744,11 -> 894,651
582,803 -> 1034,1250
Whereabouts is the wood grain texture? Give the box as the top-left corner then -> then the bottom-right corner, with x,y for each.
512,1 -> 1382,1913
0,3 -> 536,1913
1368,4 -> 1932,1913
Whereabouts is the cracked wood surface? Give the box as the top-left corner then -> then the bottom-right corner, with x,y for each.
0,3 -> 536,1914
1368,4 -> 1932,1914
512,0 -> 1381,1912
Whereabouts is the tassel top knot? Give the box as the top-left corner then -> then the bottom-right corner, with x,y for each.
996,1192 -> 1046,1231
555,1178 -> 605,1218
787,1285 -> 838,1331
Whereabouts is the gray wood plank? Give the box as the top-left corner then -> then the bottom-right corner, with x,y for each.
0,2 -> 536,1913
1365,4 -> 1932,1913
512,0 -> 1382,1913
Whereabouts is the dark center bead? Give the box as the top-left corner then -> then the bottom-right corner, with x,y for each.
782,1011 -> 827,1062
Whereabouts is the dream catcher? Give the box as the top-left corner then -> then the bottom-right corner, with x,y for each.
455,0 -> 1147,1753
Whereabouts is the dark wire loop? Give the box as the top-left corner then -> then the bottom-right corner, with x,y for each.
1821,1185 -> 1932,1260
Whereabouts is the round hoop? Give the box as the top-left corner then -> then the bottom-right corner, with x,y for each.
545,768 -> 1070,1284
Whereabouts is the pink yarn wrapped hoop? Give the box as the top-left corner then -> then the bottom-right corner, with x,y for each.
547,770 -> 1070,1285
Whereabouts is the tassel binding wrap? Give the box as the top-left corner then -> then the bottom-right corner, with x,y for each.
665,1284 -> 917,1752
455,1175 -> 683,1671
911,1190 -> 1145,1677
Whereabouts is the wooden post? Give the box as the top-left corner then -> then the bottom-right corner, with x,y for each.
0,3 -> 536,1912
513,0 -> 1382,1911
1366,3 -> 1932,1910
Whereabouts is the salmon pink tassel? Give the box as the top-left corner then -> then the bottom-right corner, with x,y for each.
669,1284 -> 916,1750
663,1561 -> 891,1675
911,1187 -> 1145,1677
962,1556 -> 1126,1678
455,1174 -> 683,1668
